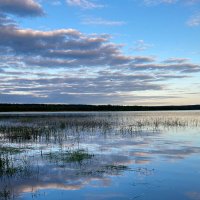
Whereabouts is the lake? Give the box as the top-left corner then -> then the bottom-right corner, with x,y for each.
0,111 -> 200,200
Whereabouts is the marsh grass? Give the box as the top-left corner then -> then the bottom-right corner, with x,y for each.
1,113 -> 199,138
0,113 -> 199,158
0,155 -> 18,177
0,152 -> 31,178
43,149 -> 94,164
0,146 -> 27,155
104,164 -> 129,171
0,113 -> 199,174
0,115 -> 112,143
119,115 -> 200,134
0,187 -> 11,200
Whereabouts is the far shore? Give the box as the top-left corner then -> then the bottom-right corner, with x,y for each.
0,104 -> 199,112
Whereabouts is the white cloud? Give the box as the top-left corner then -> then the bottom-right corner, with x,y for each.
51,1 -> 62,6
82,17 -> 126,26
132,40 -> 153,51
142,0 -> 200,28
143,0 -> 177,6
163,58 -> 190,63
66,0 -> 103,9
143,0 -> 200,6
187,13 -> 200,27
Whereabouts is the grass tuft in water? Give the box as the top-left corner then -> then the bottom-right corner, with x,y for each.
44,149 -> 94,164
0,187 -> 11,200
0,146 -> 27,154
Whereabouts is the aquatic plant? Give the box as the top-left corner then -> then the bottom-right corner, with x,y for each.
0,187 -> 11,200
0,146 -> 26,155
43,149 -> 94,164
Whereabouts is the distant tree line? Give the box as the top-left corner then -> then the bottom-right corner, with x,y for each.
0,104 -> 199,112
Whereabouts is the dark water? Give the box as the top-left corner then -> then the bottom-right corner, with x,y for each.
0,111 -> 200,200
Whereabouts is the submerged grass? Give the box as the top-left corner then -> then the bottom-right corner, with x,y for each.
77,164 -> 130,176
0,187 -> 11,200
104,165 -> 129,171
0,151 -> 31,178
44,149 -> 94,164
0,155 -> 18,177
68,149 -> 94,162
0,146 -> 27,154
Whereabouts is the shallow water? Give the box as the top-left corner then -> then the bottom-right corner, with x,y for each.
0,111 -> 200,200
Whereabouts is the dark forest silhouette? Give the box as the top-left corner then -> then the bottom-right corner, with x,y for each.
0,104 -> 199,112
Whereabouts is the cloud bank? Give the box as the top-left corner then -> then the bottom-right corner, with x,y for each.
0,0 -> 44,16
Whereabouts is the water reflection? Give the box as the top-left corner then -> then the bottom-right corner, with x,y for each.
186,192 -> 200,200
0,111 -> 200,200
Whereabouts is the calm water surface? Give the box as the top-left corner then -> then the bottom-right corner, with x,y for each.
0,111 -> 200,200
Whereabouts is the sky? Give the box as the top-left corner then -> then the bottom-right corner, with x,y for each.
0,0 -> 200,105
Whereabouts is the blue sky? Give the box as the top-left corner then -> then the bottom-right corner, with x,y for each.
0,0 -> 200,105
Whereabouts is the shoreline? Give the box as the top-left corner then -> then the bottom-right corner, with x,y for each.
0,104 -> 200,112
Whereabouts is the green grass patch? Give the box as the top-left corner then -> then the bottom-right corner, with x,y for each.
0,146 -> 33,154
104,165 -> 129,171
44,149 -> 94,163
